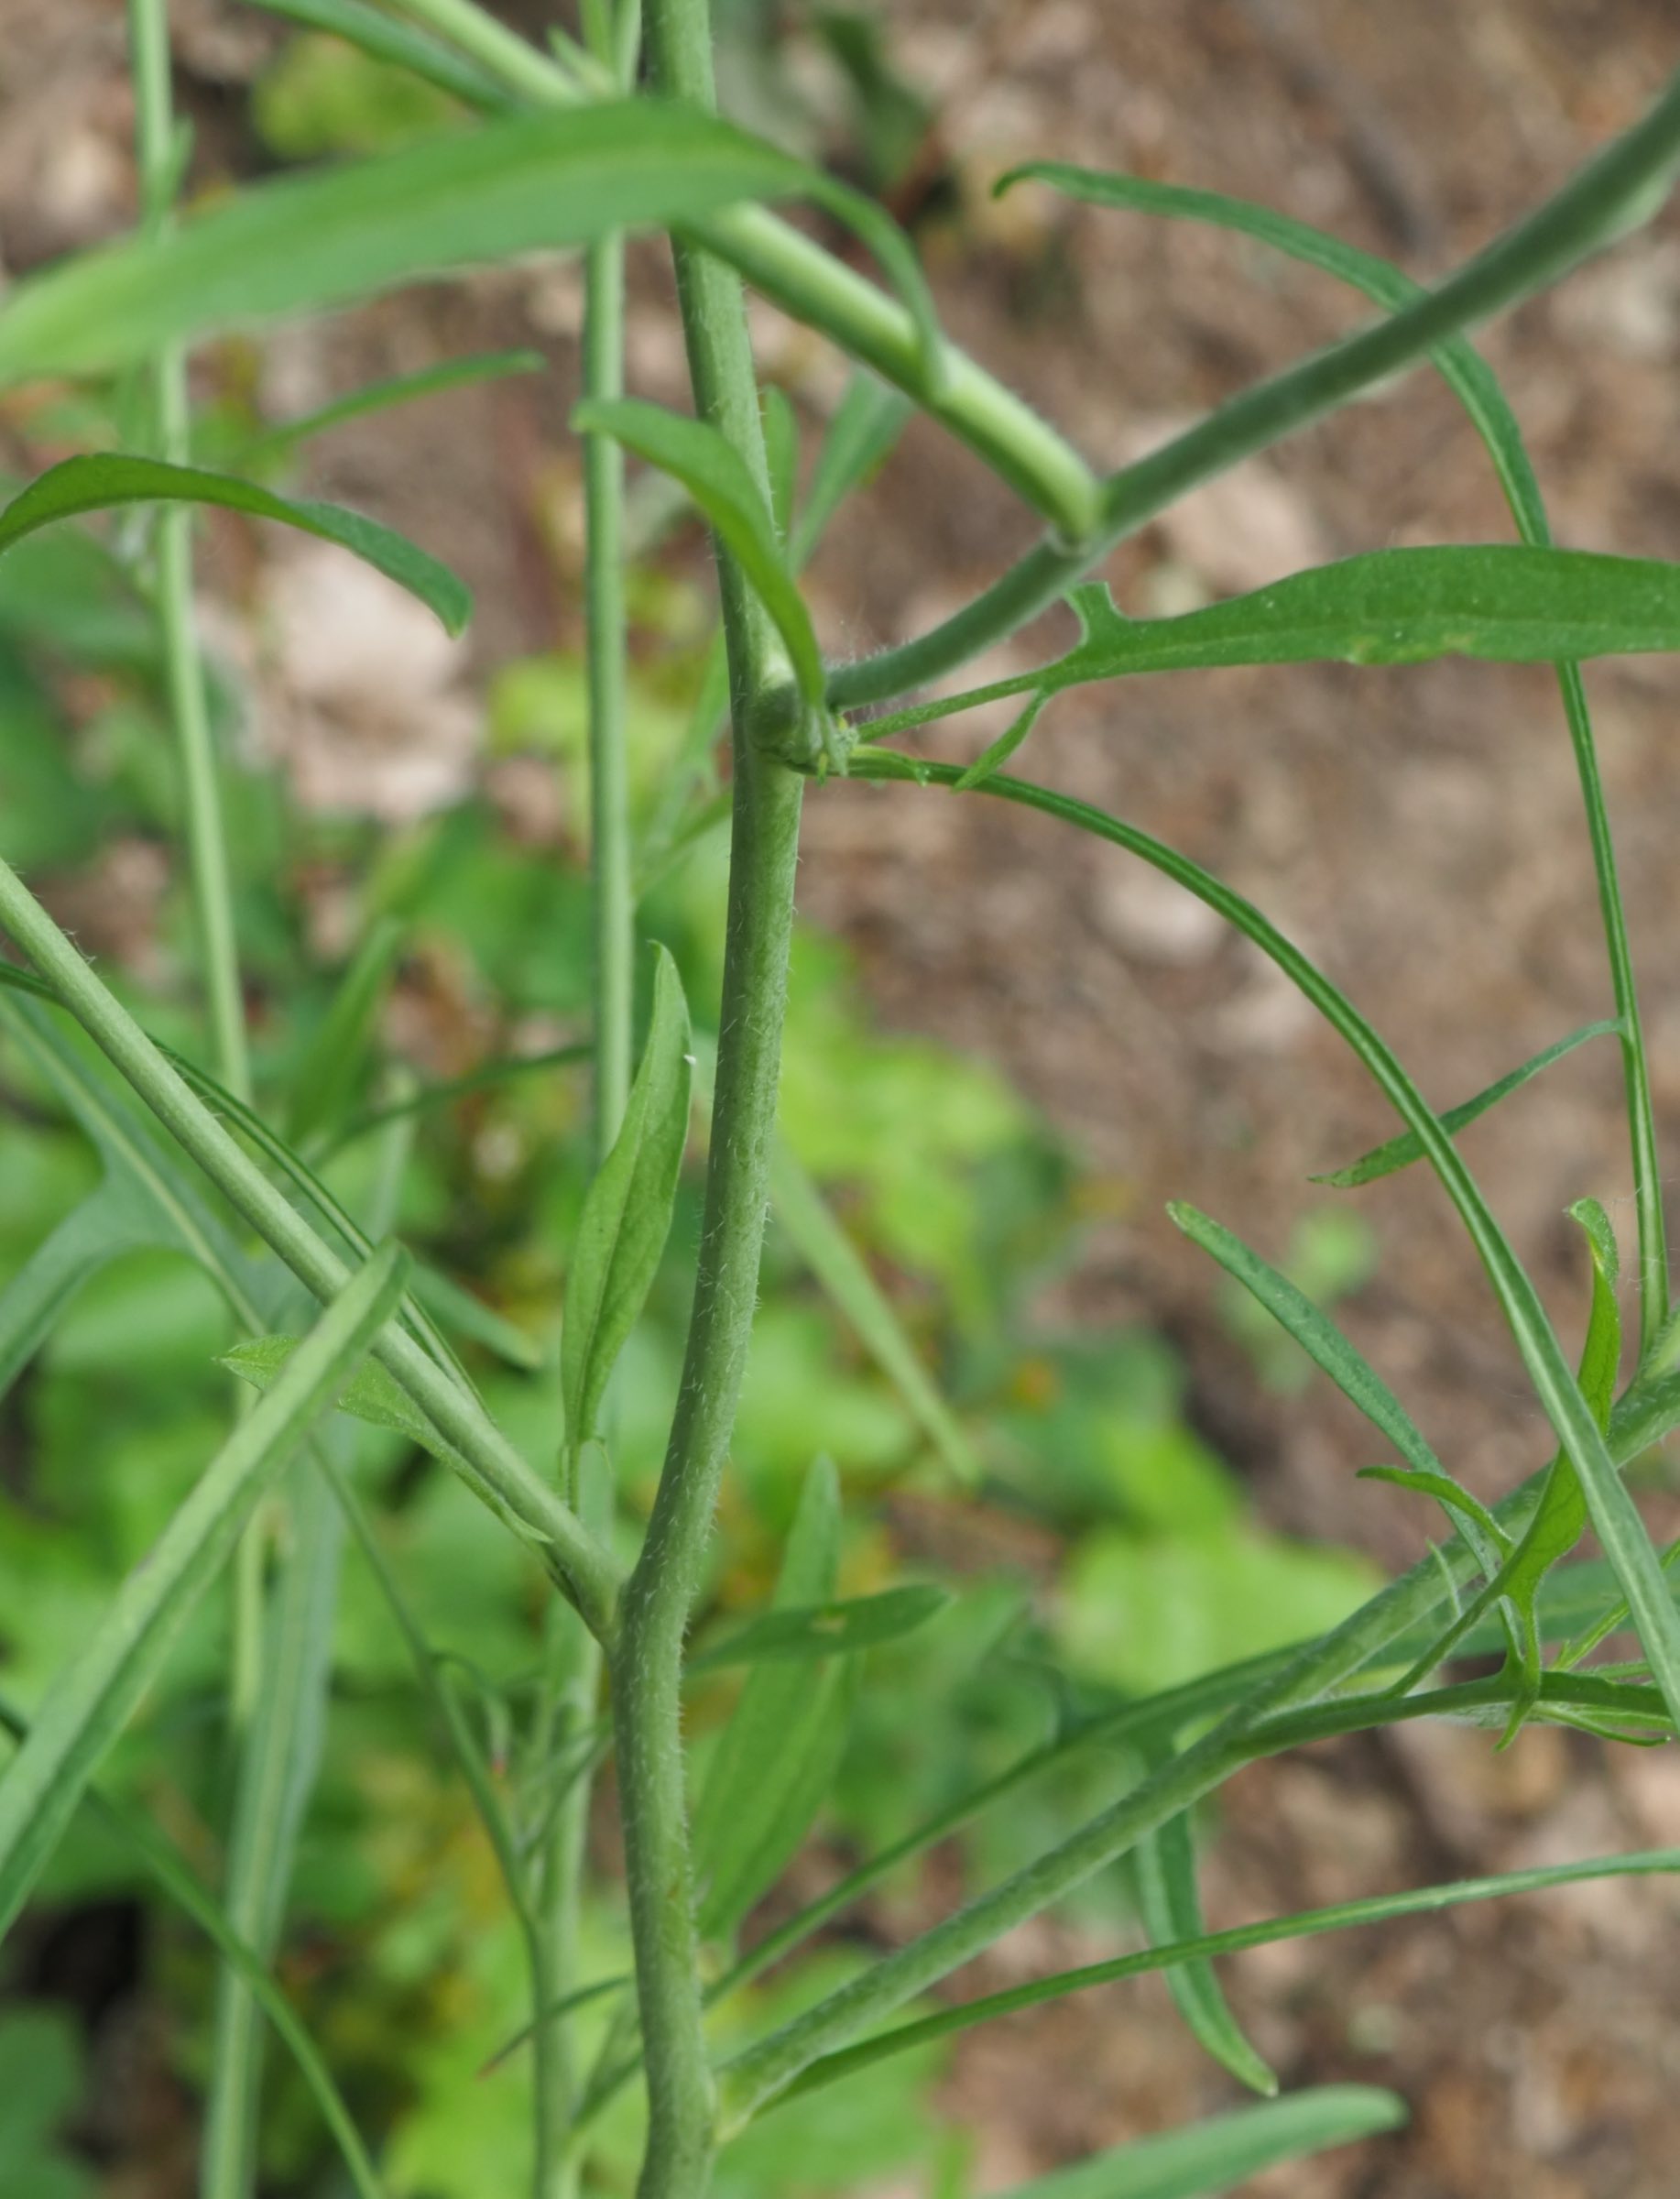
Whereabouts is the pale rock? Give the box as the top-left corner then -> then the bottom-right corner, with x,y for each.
257,545 -> 477,824
1096,865 -> 1224,965
1111,416 -> 1330,596
1552,240 -> 1680,363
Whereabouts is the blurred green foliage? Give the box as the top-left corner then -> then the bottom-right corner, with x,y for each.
0,33 -> 1377,2175
0,484 -> 1379,2194
253,34 -> 465,160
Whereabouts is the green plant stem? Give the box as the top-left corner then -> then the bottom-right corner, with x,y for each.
582,1456 -> 1659,2130
377,0 -> 1099,536
131,0 -> 262,1733
129,0 -> 251,1105
584,250 -> 634,1165
0,856 -> 623,1641
1561,657 -> 1669,1351
529,23 -> 636,2184
829,64 -> 1680,709
129,18 -> 275,2192
605,0 -> 804,2190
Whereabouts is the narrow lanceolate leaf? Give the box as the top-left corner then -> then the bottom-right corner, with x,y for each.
759,383 -> 800,546
562,945 -> 691,1448
769,1140 -> 980,1486
692,1461 -> 852,1942
864,548 -> 1680,743
1493,1200 -> 1617,1740
1315,1022 -> 1621,1187
1387,1201 -> 1620,1705
791,372 -> 912,566
224,1334 -> 453,1465
0,1245 -> 408,1941
0,1189 -> 151,1401
0,1698 -> 386,2199
1168,1213 -> 1518,1651
202,1461 -> 346,2198
786,1846 -> 1680,2106
686,1583 -> 951,1675
287,914 -> 407,1147
0,454 -> 469,633
1132,1755 -> 1275,2096
991,2089 -> 1406,2198
1170,1201 -> 1505,1568
1167,1204 -> 1447,1488
247,348 -> 544,461
573,398 -> 824,711
956,688 -> 1050,791
1356,1468 -> 1506,1558
0,103 -> 900,391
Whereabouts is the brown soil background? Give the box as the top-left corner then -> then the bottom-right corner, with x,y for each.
7,2 -> 1680,2193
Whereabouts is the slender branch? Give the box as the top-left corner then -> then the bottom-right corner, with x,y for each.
1559,657 -> 1670,1351
377,0 -> 1100,538
128,16 -> 278,2191
583,230 -> 634,1164
129,0 -> 250,1100
829,64 -> 1680,708
530,8 -> 638,2177
605,0 -> 806,2188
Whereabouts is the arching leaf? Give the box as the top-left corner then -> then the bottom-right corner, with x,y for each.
0,454 -> 468,632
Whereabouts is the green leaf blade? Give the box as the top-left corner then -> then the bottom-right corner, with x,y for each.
1133,1785 -> 1276,2097
1314,1021 -> 1620,1187
562,945 -> 692,1448
0,1244 -> 409,1942
247,346 -> 543,462
768,1139 -> 979,1487
286,914 -> 407,1147
0,104 -> 828,391
876,548 -> 1680,742
1166,1203 -> 1442,1481
994,2088 -> 1406,2198
691,1459 -> 848,1942
791,372 -> 911,567
0,454 -> 470,633
573,396 -> 824,715
1064,543 -> 1680,677
222,1333 -> 453,1463
687,1583 -> 951,1674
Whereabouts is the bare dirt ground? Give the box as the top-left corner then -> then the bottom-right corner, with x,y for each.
6,1 -> 1680,2192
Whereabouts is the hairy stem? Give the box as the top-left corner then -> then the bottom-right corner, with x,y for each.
583,246 -> 634,1165
606,0 -> 802,2190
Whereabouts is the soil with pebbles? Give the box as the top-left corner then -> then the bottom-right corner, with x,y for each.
5,2 -> 1680,2192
